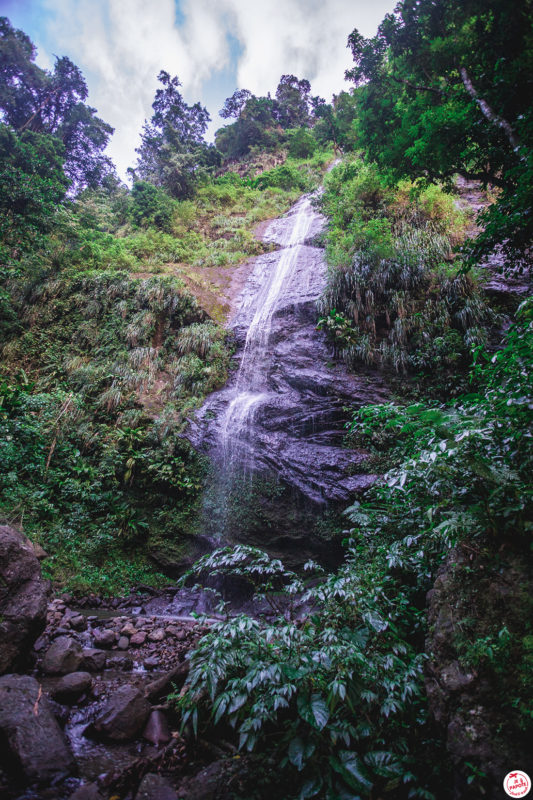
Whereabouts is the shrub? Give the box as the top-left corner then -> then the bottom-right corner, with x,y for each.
130,181 -> 176,230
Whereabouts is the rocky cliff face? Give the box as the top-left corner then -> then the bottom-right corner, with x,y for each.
0,524 -> 49,674
189,193 -> 387,557
425,546 -> 533,798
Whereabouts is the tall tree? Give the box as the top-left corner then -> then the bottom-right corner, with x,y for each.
219,88 -> 253,120
134,71 -> 216,199
311,92 -> 358,152
275,74 -> 311,128
346,0 -> 533,264
0,17 -> 114,191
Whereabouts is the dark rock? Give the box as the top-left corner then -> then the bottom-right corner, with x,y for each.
176,761 -> 227,800
69,783 -> 104,800
81,648 -> 106,672
87,684 -> 151,741
425,547 -> 533,797
0,525 -> 49,674
0,674 -> 74,783
106,655 -> 133,671
143,656 -> 160,670
70,615 -> 88,632
47,698 -> 70,726
33,634 -> 48,652
93,628 -> 115,649
136,773 -> 177,800
142,709 -> 171,746
440,660 -> 475,693
42,636 -> 83,675
51,672 -> 92,704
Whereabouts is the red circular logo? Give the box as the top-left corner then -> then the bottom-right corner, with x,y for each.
504,772 -> 531,798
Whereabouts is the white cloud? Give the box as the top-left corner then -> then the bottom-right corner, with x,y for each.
41,0 -> 395,179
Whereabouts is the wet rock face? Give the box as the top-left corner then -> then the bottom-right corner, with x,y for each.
51,671 -> 93,704
188,193 -> 387,560
176,760 -> 228,800
0,674 -> 74,784
87,684 -> 151,741
190,196 -> 387,511
69,784 -> 104,800
0,525 -> 49,674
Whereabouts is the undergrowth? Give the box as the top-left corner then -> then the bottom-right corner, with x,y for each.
317,158 -> 493,380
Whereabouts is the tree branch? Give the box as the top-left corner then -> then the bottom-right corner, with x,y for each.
391,75 -> 444,96
460,67 -> 525,160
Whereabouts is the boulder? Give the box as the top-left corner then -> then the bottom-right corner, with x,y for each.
176,761 -> 227,800
142,709 -> 171,746
81,648 -> 106,672
106,655 -> 133,671
121,622 -> 136,637
130,631 -> 147,646
51,672 -> 92,704
0,525 -> 49,674
166,626 -> 186,640
88,684 -> 151,741
117,636 -> 129,650
148,628 -> 165,642
93,628 -> 116,649
42,636 -> 83,675
0,674 -> 74,783
69,615 -> 88,632
136,773 -> 178,800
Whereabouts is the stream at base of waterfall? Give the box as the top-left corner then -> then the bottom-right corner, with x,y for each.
188,189 -> 388,561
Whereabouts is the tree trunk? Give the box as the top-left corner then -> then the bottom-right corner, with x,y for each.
460,68 -> 524,159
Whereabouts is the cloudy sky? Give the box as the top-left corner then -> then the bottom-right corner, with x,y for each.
0,0 -> 395,179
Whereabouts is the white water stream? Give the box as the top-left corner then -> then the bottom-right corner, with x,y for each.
220,195 -> 319,468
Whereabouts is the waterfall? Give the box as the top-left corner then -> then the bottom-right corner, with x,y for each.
190,185 -> 387,553
220,196 -> 318,471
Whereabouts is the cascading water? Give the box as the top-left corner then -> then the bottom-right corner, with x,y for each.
220,196 -> 317,471
189,186 -> 388,557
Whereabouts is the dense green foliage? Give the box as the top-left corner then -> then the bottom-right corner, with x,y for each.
0,273 -> 230,590
0,124 -> 68,271
317,158 -> 491,376
215,75 -> 355,161
345,0 -> 533,265
133,70 -> 220,200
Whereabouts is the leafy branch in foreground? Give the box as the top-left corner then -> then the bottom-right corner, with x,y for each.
174,545 -> 433,800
